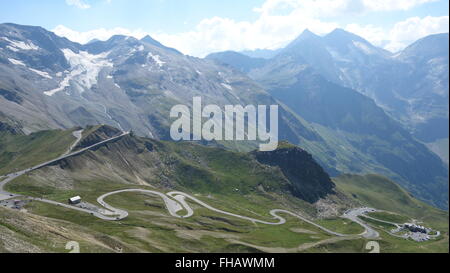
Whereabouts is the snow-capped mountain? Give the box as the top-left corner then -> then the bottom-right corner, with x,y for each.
322,31 -> 448,144
0,22 -> 322,152
207,29 -> 449,209
208,29 -> 449,145
0,23 -> 280,137
0,23 -> 448,209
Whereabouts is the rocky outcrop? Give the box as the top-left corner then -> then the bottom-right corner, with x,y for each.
253,142 -> 335,203
0,121 -> 22,135
75,125 -> 122,149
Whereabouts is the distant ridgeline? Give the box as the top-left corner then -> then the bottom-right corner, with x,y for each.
0,23 -> 448,209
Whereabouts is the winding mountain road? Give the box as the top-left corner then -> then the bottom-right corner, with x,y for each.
0,131 -> 130,201
342,208 -> 380,239
167,191 -> 347,236
97,189 -> 375,238
0,130 -> 379,240
29,197 -> 123,221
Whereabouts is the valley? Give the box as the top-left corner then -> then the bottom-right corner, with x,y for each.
0,126 -> 447,253
0,19 -> 448,255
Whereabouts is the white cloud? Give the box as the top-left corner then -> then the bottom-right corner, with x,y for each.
66,0 -> 91,9
253,0 -> 438,17
153,5 -> 341,57
54,0 -> 447,56
362,0 -> 438,11
386,16 -> 449,52
345,23 -> 387,47
345,15 -> 449,52
152,0 -> 443,56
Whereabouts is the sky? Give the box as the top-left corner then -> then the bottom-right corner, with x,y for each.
0,0 -> 448,57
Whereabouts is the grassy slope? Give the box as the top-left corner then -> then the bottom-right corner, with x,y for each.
366,211 -> 411,224
0,129 -> 358,252
333,174 -> 449,231
17,192 -> 336,253
0,129 -> 77,176
1,127 -> 448,252
0,205 -> 118,253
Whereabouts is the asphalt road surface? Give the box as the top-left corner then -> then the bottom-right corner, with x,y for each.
0,131 -> 130,201
97,190 -> 353,237
342,208 -> 380,239
0,130 -> 380,239
65,129 -> 84,155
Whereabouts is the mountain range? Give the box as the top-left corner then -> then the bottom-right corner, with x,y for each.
0,23 -> 448,209
208,28 -> 449,152
208,28 -> 449,209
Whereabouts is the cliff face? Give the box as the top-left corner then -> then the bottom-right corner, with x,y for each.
253,143 -> 336,203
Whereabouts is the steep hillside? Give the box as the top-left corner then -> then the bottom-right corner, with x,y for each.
1,127 -> 447,253
209,30 -> 449,145
0,206 -> 119,253
75,124 -> 122,150
0,128 -> 78,176
333,174 -> 448,231
0,112 -> 23,135
206,51 -> 268,73
0,22 -> 315,146
252,142 -> 335,203
394,34 -> 449,142
0,23 -> 447,209
249,60 -> 448,208
208,32 -> 449,209
5,127 -> 337,208
0,23 -> 340,173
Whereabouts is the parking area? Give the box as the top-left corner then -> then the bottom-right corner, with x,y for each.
0,199 -> 31,210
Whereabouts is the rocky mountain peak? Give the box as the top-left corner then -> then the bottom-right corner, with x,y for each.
141,35 -> 182,55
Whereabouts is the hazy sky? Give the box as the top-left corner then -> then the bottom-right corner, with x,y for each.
0,0 -> 448,56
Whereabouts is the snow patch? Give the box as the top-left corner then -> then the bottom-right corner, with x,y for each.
391,52 -> 402,59
221,83 -> 241,101
147,52 -> 165,67
6,46 -> 19,52
29,68 -> 52,79
2,37 -> 39,51
352,41 -> 375,55
327,47 -> 350,62
8,58 -> 25,66
221,83 -> 233,91
44,49 -> 113,96
8,58 -> 52,79
44,73 -> 71,96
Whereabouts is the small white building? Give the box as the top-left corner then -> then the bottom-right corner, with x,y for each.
68,196 -> 81,205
